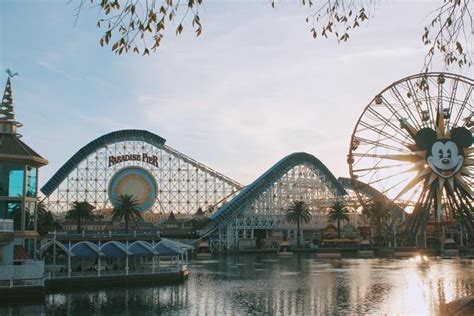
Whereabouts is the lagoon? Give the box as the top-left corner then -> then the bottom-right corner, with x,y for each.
3,254 -> 473,315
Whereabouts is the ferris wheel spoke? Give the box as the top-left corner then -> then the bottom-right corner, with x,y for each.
406,79 -> 434,127
352,152 -> 421,163
443,77 -> 458,130
406,186 -> 432,234
353,158 -> 394,178
421,78 -> 437,128
378,173 -> 417,197
366,106 -> 413,141
358,121 -> 412,148
450,187 -> 473,223
451,85 -> 473,127
402,183 -> 424,208
437,74 -> 444,113
389,86 -> 422,130
393,167 -> 431,200
364,170 -> 412,187
352,163 -> 408,174
354,136 -> 411,153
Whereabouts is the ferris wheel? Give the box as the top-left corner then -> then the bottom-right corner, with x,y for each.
347,72 -> 473,241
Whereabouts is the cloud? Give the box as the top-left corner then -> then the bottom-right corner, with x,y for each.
37,57 -> 78,81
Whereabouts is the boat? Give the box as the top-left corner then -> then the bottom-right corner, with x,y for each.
278,240 -> 293,256
316,239 -> 357,258
441,238 -> 459,259
316,248 -> 342,258
357,240 -> 374,258
195,240 -> 212,258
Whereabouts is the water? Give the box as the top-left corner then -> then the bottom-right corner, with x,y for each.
2,254 -> 473,315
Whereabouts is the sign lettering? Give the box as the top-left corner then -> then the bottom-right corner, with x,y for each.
108,153 -> 159,168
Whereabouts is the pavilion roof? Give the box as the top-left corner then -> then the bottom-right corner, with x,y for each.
0,133 -> 48,166
0,77 -> 15,120
0,74 -> 48,166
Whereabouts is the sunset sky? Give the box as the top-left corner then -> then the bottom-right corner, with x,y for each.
0,0 -> 469,190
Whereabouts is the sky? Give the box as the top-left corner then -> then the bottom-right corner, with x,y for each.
0,0 -> 471,189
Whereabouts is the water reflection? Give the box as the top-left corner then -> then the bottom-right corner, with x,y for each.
1,254 -> 472,315
43,285 -> 190,315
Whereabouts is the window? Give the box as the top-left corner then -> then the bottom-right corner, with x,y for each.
0,201 -> 22,230
25,201 -> 36,231
0,164 -> 24,197
26,166 -> 37,197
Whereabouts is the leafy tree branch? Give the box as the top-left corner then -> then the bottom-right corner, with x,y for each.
73,0 -> 472,71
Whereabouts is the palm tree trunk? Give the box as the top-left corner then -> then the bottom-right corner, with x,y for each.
337,219 -> 341,239
377,224 -> 382,245
125,215 -> 129,234
377,226 -> 382,246
77,217 -> 81,233
297,218 -> 300,248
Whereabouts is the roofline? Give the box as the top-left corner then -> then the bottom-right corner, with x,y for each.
0,155 -> 48,166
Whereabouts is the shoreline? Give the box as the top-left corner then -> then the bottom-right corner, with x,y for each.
0,269 -> 188,305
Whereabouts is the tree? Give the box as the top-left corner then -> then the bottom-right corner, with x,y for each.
363,198 -> 390,246
327,201 -> 350,239
37,201 -> 62,235
73,0 -> 472,71
286,200 -> 312,248
111,194 -> 142,234
65,201 -> 95,233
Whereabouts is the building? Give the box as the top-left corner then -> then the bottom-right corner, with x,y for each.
0,74 -> 47,289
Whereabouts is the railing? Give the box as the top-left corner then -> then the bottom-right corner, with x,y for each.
45,265 -> 184,279
0,219 -> 14,233
0,261 -> 45,288
48,231 -> 162,239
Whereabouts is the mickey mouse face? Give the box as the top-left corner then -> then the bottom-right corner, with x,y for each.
415,127 -> 472,179
427,140 -> 463,178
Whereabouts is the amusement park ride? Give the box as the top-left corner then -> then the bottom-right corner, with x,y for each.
39,72 -> 473,251
41,129 -> 243,221
348,72 -> 473,245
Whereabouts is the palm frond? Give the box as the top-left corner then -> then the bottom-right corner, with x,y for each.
286,200 -> 312,224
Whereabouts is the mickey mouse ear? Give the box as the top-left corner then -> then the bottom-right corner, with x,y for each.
415,128 -> 437,150
451,127 -> 473,148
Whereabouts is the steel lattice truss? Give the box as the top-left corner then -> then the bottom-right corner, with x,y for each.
244,164 -> 338,217
45,140 -> 242,217
210,163 -> 340,251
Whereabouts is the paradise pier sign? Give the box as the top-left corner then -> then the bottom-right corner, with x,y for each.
108,153 -> 159,168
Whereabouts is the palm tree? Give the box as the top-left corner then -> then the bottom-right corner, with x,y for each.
363,198 -> 390,246
327,201 -> 350,239
65,201 -> 95,233
11,204 -> 23,231
286,200 -> 312,248
37,201 -> 62,235
112,194 -> 142,234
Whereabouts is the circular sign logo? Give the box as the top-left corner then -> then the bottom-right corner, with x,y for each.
108,167 -> 157,212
